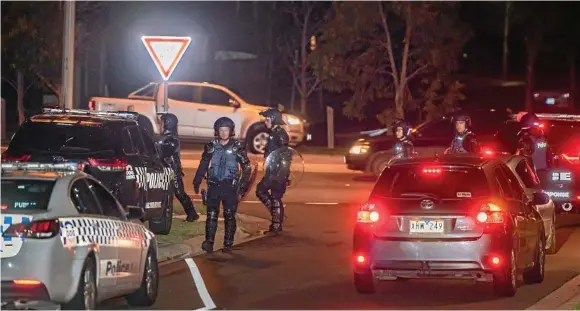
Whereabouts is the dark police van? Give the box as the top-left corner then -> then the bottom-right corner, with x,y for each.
1,109 -> 176,234
346,109 -> 509,177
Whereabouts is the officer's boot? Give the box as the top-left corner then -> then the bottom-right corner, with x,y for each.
202,210 -> 219,253
222,209 -> 237,253
264,199 -> 283,235
176,191 -> 199,222
256,188 -> 272,212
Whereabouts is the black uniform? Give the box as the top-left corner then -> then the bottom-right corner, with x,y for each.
391,121 -> 414,161
447,114 -> 481,154
517,113 -> 552,180
256,108 -> 290,234
193,117 -> 252,253
157,113 -> 199,222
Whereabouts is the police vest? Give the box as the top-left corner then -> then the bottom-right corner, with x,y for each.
450,133 -> 469,153
209,142 -> 239,181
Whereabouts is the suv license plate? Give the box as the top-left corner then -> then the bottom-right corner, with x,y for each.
410,220 -> 444,233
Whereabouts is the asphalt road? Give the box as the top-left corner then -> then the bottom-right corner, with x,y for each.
99,170 -> 580,310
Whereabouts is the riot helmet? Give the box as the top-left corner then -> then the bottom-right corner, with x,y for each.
160,113 -> 178,134
451,113 -> 471,133
259,108 -> 286,126
519,112 -> 540,129
213,117 -> 236,137
391,120 -> 410,138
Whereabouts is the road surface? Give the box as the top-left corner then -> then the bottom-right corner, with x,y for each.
100,170 -> 580,310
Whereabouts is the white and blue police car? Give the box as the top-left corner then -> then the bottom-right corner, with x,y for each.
1,162 -> 159,309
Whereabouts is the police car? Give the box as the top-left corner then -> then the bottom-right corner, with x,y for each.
490,112 -> 580,213
2,109 -> 176,234
1,162 -> 159,309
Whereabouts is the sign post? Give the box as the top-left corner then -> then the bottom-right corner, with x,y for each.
141,36 -> 192,112
326,106 -> 334,149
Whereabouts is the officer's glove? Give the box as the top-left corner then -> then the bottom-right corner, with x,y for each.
193,182 -> 200,194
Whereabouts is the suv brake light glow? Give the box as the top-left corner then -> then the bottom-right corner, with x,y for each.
357,202 -> 380,223
476,203 -> 505,225
422,167 -> 441,174
88,158 -> 127,172
561,153 -> 579,165
1,153 -> 31,162
2,219 -> 60,239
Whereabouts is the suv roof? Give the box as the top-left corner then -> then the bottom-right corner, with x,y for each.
388,155 -> 501,168
34,109 -> 140,125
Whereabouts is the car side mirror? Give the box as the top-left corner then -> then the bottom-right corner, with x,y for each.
127,206 -> 145,220
533,192 -> 550,206
229,98 -> 240,109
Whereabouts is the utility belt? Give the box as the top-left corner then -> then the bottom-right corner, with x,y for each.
206,177 -> 238,188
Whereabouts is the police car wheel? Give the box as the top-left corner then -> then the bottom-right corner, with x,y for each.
149,193 -> 173,235
62,256 -> 97,310
126,248 -> 159,307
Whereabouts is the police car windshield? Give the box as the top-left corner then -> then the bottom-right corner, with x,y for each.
1,180 -> 55,211
11,123 -> 115,155
373,166 -> 490,199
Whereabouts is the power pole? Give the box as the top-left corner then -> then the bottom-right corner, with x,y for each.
61,0 -> 76,109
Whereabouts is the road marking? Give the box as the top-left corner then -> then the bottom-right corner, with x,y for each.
305,202 -> 339,205
185,258 -> 217,310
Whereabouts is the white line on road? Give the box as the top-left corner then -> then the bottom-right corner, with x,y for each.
184,258 -> 217,310
305,202 -> 339,205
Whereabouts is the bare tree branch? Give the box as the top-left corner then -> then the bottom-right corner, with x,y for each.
406,64 -> 428,82
378,2 -> 400,89
306,78 -> 321,97
1,77 -> 17,91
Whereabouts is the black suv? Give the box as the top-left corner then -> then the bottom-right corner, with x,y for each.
1,109 -> 176,234
490,113 -> 580,213
346,109 -> 509,177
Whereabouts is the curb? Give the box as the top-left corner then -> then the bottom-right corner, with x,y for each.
527,274 -> 580,310
157,213 -> 270,264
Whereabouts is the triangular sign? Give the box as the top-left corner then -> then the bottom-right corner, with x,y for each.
141,36 -> 192,81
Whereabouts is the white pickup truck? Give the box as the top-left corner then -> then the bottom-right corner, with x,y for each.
89,81 -> 306,154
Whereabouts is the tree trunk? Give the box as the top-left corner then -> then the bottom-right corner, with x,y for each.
502,2 -> 511,81
394,90 -> 405,120
265,9 -> 273,107
17,71 -> 25,125
99,35 -> 106,95
299,21 -> 308,116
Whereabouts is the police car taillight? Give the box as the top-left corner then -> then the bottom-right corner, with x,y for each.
1,153 -> 31,162
88,158 -> 127,172
88,100 -> 95,110
2,219 -> 60,239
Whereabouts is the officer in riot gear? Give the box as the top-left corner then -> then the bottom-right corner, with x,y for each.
157,113 -> 199,222
517,112 -> 552,176
256,108 -> 290,234
446,113 -> 481,154
391,120 -> 414,160
193,117 -> 252,253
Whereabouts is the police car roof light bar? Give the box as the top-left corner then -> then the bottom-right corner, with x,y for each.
513,112 -> 580,122
1,162 -> 83,173
42,108 -> 140,120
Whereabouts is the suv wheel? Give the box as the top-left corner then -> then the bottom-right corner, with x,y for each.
247,125 -> 269,154
524,234 -> 546,284
354,270 -> 376,294
149,192 -> 173,235
493,249 -> 517,297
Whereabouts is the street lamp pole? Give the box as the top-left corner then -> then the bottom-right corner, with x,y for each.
61,0 -> 76,109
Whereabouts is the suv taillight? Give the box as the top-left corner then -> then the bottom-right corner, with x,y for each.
1,153 -> 31,162
2,219 -> 60,239
357,202 -> 381,223
476,203 -> 507,232
88,158 -> 127,172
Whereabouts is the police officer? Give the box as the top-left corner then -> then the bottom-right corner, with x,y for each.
391,120 -> 414,160
256,108 -> 290,235
193,117 -> 252,253
446,113 -> 481,154
517,112 -> 552,179
158,113 -> 199,222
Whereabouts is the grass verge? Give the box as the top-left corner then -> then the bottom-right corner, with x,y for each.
156,220 -> 205,244
173,198 -> 206,215
573,302 -> 580,310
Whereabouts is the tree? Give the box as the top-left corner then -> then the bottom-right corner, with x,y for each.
277,1 -> 329,116
312,2 -> 469,125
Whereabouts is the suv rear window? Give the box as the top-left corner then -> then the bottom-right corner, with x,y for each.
10,123 -> 115,155
373,166 -> 490,199
1,180 -> 56,210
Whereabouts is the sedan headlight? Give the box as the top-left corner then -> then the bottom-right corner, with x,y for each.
283,114 -> 301,125
349,145 -> 369,154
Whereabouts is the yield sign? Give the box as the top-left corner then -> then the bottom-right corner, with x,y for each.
141,36 -> 192,81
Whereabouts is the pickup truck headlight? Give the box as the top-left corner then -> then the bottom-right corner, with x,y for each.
283,114 -> 302,125
349,145 -> 369,154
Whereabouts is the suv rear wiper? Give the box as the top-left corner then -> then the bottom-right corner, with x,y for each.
399,192 -> 441,201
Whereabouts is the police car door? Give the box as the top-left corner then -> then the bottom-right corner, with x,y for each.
123,126 -> 150,211
68,178 -> 119,297
86,179 -> 143,290
139,127 -> 172,211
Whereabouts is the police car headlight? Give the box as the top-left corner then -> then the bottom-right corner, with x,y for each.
284,115 -> 301,125
349,145 -> 369,154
